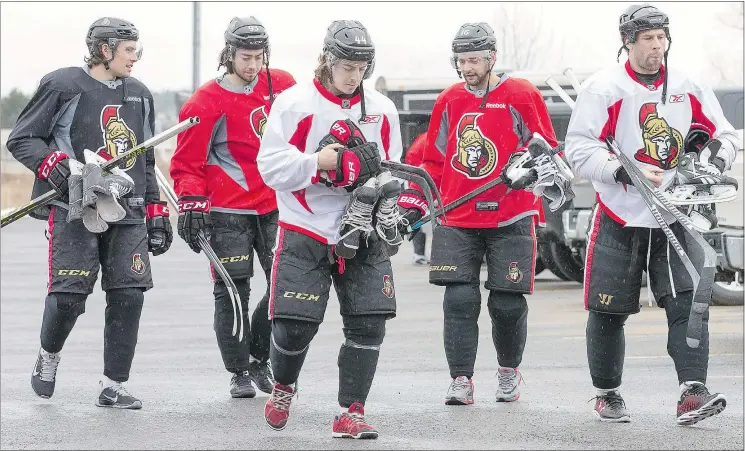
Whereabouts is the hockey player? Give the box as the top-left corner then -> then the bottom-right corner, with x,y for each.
170,16 -> 296,398
404,133 -> 430,266
7,17 -> 172,409
564,4 -> 738,425
408,22 -> 560,406
256,20 -> 403,439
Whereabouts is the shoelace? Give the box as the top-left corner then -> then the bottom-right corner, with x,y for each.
683,383 -> 709,397
271,386 -> 295,412
108,382 -> 134,398
339,200 -> 375,239
343,412 -> 369,428
448,377 -> 471,395
39,353 -> 60,382
497,370 -> 523,392
588,392 -> 626,410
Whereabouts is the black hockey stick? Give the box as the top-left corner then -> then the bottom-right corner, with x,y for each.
548,76 -> 714,348
380,160 -> 446,230
1,117 -> 201,228
153,165 -> 244,342
409,142 -> 567,232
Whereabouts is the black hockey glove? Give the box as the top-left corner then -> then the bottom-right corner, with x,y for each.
613,166 -> 633,185
37,151 -> 72,201
329,142 -> 381,192
146,201 -> 173,256
177,195 -> 212,253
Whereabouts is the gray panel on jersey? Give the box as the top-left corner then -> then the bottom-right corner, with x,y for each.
206,114 -> 249,191
50,94 -> 81,159
435,107 -> 449,156
509,105 -> 532,148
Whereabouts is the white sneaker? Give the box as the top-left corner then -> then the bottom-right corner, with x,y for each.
445,376 -> 474,405
412,254 -> 429,266
495,367 -> 523,402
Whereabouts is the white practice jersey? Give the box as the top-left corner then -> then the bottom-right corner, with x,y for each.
565,61 -> 739,228
257,78 -> 403,244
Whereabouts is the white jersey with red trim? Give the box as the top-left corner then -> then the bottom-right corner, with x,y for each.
257,78 -> 403,244
565,61 -> 739,228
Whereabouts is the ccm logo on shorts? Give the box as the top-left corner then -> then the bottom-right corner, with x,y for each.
57,269 -> 91,276
220,255 -> 250,263
283,291 -> 321,301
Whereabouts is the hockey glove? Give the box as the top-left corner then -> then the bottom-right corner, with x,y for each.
316,119 -> 367,152
329,142 -> 381,192
177,195 -> 212,253
502,151 -> 538,190
147,201 -> 173,256
397,188 -> 429,235
699,139 -> 727,173
37,151 -> 72,201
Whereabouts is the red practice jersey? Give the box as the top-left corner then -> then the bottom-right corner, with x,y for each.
421,75 -> 558,228
170,69 -> 296,214
405,132 -> 427,166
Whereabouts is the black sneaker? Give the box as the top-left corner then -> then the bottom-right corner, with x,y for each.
676,382 -> 726,426
31,348 -> 61,399
335,179 -> 378,259
592,390 -> 630,422
249,360 -> 275,394
96,381 -> 142,409
230,370 -> 257,398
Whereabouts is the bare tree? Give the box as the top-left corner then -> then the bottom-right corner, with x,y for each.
491,4 -> 564,71
711,3 -> 743,86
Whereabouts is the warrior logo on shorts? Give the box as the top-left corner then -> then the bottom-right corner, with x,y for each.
506,262 -> 523,284
131,253 -> 146,275
635,103 -> 683,170
250,105 -> 268,139
451,113 -> 497,179
382,275 -> 395,298
98,105 -> 138,171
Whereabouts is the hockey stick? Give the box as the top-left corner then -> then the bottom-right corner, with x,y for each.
380,160 -> 446,230
549,80 -> 714,348
153,165 -> 244,342
409,141 -> 567,232
563,68 -> 583,94
2,117 -> 200,228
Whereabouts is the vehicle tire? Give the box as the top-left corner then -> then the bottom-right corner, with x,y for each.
550,240 -> 584,283
535,254 -> 545,276
538,239 -> 571,281
711,269 -> 744,306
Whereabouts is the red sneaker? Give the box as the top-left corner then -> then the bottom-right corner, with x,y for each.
264,383 -> 295,431
332,402 -> 378,439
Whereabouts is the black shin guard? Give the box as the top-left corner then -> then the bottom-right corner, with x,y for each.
269,318 -> 319,386
338,315 -> 386,408
487,290 -> 528,369
250,288 -> 271,362
586,311 -> 628,389
662,291 -> 709,383
214,280 -> 251,373
40,293 -> 88,353
443,283 -> 481,379
104,288 -> 145,382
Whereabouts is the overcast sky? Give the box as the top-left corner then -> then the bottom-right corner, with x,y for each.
1,1 -> 742,96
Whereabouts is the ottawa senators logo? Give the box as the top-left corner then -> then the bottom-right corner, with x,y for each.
635,103 -> 683,170
382,275 -> 395,299
97,105 -> 138,171
131,253 -> 146,275
451,113 -> 497,179
250,105 -> 268,139
506,262 -> 523,284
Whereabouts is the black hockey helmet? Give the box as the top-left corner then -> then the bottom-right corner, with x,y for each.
618,4 -> 670,45
451,22 -> 497,54
225,16 -> 270,53
323,20 -> 375,77
86,17 -> 139,46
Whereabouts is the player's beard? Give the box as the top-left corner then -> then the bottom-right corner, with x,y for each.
465,71 -> 489,90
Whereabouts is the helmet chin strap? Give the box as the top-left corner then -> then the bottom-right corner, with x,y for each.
478,57 -> 496,109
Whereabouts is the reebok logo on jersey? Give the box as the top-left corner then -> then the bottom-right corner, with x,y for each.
669,94 -> 684,103
359,114 -> 381,124
484,103 -> 506,109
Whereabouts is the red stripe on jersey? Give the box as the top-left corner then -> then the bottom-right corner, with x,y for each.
381,114 -> 391,160
688,93 -> 718,137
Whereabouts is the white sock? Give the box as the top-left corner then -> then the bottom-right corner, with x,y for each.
40,348 -> 57,358
249,356 -> 260,364
340,406 -> 350,414
597,386 -> 620,396
680,381 -> 702,395
101,375 -> 119,389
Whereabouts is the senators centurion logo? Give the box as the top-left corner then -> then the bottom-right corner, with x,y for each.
635,103 -> 683,170
451,113 -> 498,179
506,262 -> 524,284
250,105 -> 268,139
382,275 -> 395,299
98,105 -> 138,171
131,253 -> 146,275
